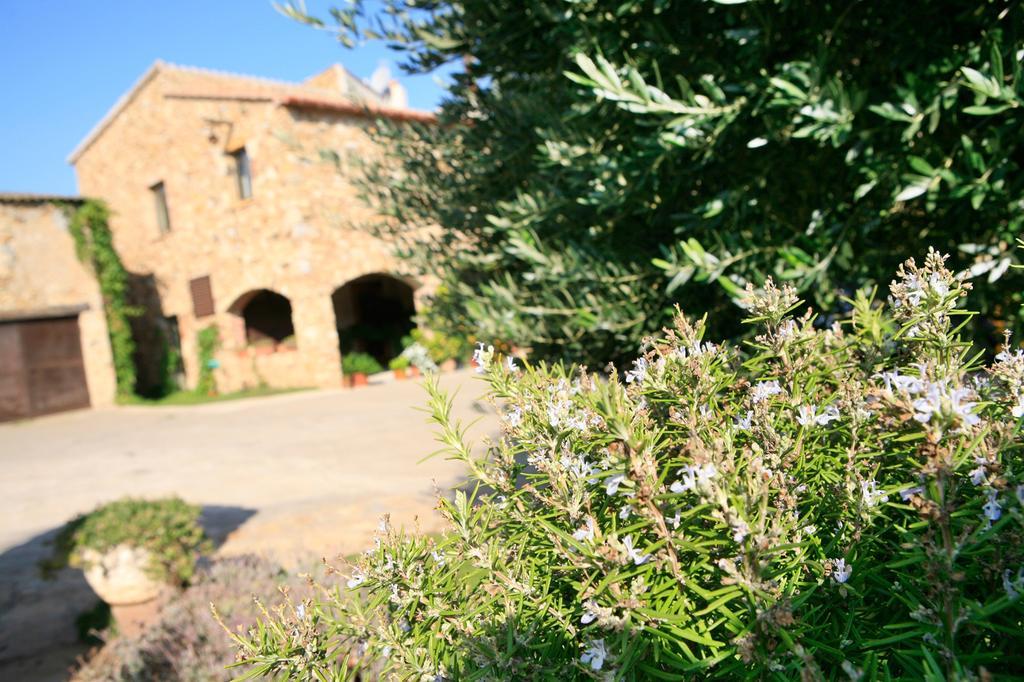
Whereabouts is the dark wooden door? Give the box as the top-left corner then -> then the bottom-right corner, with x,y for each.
0,316 -> 91,422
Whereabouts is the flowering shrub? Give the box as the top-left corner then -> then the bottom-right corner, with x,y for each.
233,251 -> 1023,679
74,555 -> 317,681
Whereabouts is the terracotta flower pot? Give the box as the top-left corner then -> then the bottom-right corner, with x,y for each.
80,545 -> 163,606
440,358 -> 457,373
393,369 -> 407,380
346,372 -> 368,388
409,366 -> 421,378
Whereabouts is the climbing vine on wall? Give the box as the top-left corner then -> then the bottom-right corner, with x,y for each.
65,200 -> 138,398
195,325 -> 220,396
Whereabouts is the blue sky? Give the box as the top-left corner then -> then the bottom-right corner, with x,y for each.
0,1 -> 452,195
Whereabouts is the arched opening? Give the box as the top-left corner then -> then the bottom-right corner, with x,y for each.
231,289 -> 295,345
332,274 -> 415,366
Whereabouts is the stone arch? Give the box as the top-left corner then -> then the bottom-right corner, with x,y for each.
332,273 -> 416,365
228,288 -> 295,344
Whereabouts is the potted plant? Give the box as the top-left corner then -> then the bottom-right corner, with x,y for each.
389,355 -> 410,379
342,352 -> 383,387
43,497 -> 210,607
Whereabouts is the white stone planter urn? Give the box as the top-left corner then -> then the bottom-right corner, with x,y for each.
80,544 -> 164,605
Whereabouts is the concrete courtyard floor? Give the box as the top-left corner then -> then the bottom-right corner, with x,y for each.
0,369 -> 497,680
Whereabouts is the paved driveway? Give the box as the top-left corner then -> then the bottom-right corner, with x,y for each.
0,369 -> 497,679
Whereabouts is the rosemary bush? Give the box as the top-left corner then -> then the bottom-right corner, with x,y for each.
234,252 -> 1024,680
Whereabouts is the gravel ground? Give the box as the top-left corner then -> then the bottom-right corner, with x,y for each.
0,369 -> 497,680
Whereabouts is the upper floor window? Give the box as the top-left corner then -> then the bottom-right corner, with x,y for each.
151,181 -> 170,234
231,147 -> 252,199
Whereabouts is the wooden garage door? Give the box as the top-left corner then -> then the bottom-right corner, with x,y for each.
0,316 -> 90,422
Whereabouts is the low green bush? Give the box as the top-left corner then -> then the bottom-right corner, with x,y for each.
389,355 -> 411,371
234,251 -> 1024,679
45,497 -> 210,586
342,352 -> 384,376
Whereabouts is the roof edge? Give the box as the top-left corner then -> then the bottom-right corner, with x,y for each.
280,95 -> 437,124
0,192 -> 85,205
67,60 -> 165,165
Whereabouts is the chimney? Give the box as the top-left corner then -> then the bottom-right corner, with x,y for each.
384,80 -> 408,109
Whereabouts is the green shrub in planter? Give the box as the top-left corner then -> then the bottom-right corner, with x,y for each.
389,355 -> 411,371
342,352 -> 383,376
234,251 -> 1024,679
45,497 -> 210,587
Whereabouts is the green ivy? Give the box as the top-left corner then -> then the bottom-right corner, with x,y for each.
195,325 -> 220,396
65,200 -> 138,398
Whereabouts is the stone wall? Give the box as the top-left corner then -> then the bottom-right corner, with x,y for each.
73,64 -> 432,393
0,201 -> 116,406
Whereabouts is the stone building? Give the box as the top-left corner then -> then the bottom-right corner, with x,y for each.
69,61 -> 435,393
0,194 -> 116,420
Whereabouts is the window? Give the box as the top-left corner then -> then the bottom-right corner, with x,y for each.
151,181 -> 170,234
189,275 -> 215,318
231,147 -> 252,199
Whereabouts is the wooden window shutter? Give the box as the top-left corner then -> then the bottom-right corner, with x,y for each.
189,276 -> 215,318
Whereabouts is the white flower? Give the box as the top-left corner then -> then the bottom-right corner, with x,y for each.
580,639 -> 607,670
431,550 -> 446,565
912,385 -> 943,423
605,474 -> 627,496
950,387 -> 980,427
625,357 -> 648,384
731,519 -> 750,543
734,410 -> 754,430
861,480 -> 889,507
832,558 -> 852,584
904,274 -> 926,306
504,405 -> 523,427
668,510 -> 681,529
573,517 -> 596,542
472,342 -> 493,374
899,485 -> 925,501
968,458 -> 988,486
296,603 -> 306,620
622,535 -> 649,565
670,463 -> 717,493
1003,567 -> 1024,600
1012,398 -> 1024,419
751,380 -> 783,403
580,602 -> 598,624
929,272 -> 949,297
618,504 -> 633,520
505,355 -> 519,373
878,370 -> 925,395
796,404 -> 840,428
796,405 -> 816,426
346,571 -> 366,589
911,382 -> 980,428
983,488 -> 1002,522
547,399 -> 571,428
